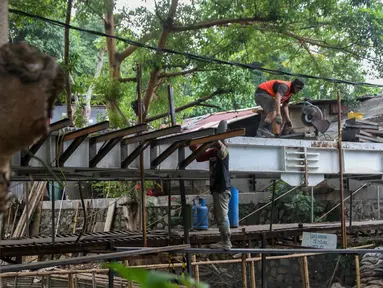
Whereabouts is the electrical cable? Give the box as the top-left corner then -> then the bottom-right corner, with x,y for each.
8,8 -> 383,88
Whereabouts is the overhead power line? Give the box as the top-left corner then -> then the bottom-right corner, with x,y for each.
8,8 -> 383,88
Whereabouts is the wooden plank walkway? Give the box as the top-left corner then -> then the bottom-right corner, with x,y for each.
188,220 -> 383,243
1,220 -> 382,257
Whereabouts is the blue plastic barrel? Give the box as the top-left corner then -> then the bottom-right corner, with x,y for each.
192,198 -> 209,230
228,186 -> 239,228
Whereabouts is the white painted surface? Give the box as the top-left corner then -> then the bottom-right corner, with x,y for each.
302,232 -> 337,249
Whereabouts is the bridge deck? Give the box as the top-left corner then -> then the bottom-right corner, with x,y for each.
1,220 -> 382,257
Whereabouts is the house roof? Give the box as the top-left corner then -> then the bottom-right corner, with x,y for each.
182,107 -> 262,132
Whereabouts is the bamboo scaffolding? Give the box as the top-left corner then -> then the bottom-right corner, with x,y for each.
0,244 -> 373,279
241,253 -> 247,288
355,255 -> 361,288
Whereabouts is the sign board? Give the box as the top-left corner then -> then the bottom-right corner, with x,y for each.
301,232 -> 337,249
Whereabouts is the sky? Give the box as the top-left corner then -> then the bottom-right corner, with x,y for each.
115,0 -> 383,85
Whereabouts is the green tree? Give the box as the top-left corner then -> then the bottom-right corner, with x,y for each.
265,181 -> 325,223
9,0 -> 383,128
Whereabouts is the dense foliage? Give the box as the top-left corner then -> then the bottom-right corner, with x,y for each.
8,0 -> 383,127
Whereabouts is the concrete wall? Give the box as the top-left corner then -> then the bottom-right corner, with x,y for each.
196,253 -> 355,288
35,192 -> 271,235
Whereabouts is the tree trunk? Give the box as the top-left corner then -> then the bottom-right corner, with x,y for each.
104,0 -> 118,78
64,0 -> 73,123
85,50 -> 105,122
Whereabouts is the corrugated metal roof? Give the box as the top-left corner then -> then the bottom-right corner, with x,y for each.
182,107 -> 261,132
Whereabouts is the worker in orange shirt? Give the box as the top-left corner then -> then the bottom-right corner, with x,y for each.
255,79 -> 304,137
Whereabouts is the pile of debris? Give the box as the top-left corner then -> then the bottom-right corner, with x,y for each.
359,247 -> 383,287
342,118 -> 383,143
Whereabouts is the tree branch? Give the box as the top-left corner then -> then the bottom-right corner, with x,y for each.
116,33 -> 154,63
119,67 -> 206,83
145,89 -> 229,123
143,0 -> 179,119
158,67 -> 202,78
119,76 -> 137,83
171,16 -> 276,32
278,30 -> 362,58
197,103 -> 222,110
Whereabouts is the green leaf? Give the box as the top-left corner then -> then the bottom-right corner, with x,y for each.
107,263 -> 149,285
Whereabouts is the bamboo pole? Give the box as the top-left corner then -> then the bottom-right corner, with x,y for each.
302,256 -> 310,288
300,256 -> 305,288
355,255 -> 361,288
0,244 -> 374,279
249,253 -> 256,288
47,275 -> 51,288
242,254 -> 248,288
337,90 -> 347,248
92,272 -> 96,288
68,273 -> 74,288
50,273 -> 129,287
192,255 -> 199,282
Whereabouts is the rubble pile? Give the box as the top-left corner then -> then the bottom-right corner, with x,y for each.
360,248 -> 383,288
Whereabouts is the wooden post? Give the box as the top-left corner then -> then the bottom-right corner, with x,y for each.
167,85 -> 176,126
337,91 -> 347,248
167,178 -> 172,239
300,256 -> 310,288
248,240 -> 256,288
68,273 -> 74,288
378,186 -> 381,220
92,272 -> 96,288
136,63 -> 147,247
192,255 -> 199,282
355,255 -> 361,288
125,259 -> 134,288
47,275 -> 51,288
249,253 -> 256,288
242,253 -> 248,288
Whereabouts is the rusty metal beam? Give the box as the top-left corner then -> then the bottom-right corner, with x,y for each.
50,118 -> 72,131
89,137 -> 122,168
151,128 -> 216,147
21,118 -> 72,166
188,129 -> 245,146
179,142 -> 213,169
58,135 -> 88,166
151,140 -> 185,169
63,121 -> 109,142
121,140 -> 151,169
90,124 -> 147,144
122,126 -> 181,145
